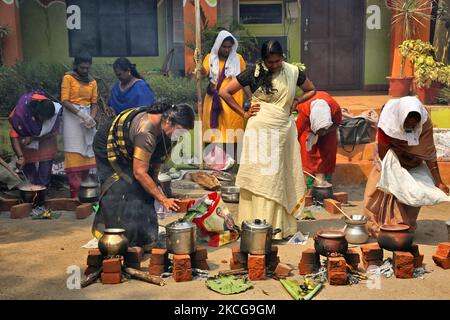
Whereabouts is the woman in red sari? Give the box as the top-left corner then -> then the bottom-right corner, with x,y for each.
296,91 -> 342,190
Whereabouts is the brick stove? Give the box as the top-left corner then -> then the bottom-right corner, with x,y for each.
148,246 -> 210,282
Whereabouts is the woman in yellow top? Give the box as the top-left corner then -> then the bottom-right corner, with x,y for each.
60,52 -> 98,198
201,30 -> 248,154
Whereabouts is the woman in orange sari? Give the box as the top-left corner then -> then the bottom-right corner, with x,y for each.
296,91 -> 342,191
364,96 -> 449,236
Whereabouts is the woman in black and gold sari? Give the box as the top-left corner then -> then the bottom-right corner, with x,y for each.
92,103 -> 195,250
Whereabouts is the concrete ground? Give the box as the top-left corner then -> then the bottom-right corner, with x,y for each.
0,185 -> 449,300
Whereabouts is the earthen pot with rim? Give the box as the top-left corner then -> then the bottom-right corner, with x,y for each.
377,224 -> 414,252
314,230 -> 348,257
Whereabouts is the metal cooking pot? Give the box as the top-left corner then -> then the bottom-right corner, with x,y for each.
312,184 -> 333,204
221,186 -> 240,203
79,176 -> 100,203
19,184 -> 47,205
165,219 -> 197,254
240,219 -> 281,255
344,215 -> 369,244
98,228 -> 129,257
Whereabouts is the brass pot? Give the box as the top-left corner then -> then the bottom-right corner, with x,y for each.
98,228 -> 129,257
377,224 -> 414,252
314,230 -> 348,257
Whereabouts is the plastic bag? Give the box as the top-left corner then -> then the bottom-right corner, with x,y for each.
204,145 -> 235,171
186,192 -> 239,247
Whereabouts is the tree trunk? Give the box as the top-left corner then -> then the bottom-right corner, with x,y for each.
433,0 -> 450,63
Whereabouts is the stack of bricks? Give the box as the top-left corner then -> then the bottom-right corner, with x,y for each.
248,255 -> 266,281
85,249 -> 103,276
432,242 -> 450,269
124,247 -> 144,269
266,246 -> 280,272
10,203 -> 32,219
190,246 -> 210,270
148,248 -> 169,276
173,254 -> 193,282
327,257 -> 348,285
298,248 -> 320,275
230,246 -> 248,270
101,257 -> 122,284
333,192 -> 348,204
393,251 -> 414,279
360,244 -> 384,270
344,248 -> 361,270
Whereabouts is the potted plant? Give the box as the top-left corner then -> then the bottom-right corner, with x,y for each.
386,0 -> 432,97
0,25 -> 10,66
401,39 -> 450,104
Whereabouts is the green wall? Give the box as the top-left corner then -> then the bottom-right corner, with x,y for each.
20,0 -> 167,71
364,0 -> 391,86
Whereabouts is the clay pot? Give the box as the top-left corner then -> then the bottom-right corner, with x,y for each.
314,230 -> 348,257
377,224 -> 414,252
387,76 -> 413,97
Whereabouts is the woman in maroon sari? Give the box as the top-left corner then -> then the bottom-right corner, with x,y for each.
9,92 -> 62,187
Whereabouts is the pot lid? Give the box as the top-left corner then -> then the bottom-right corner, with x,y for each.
166,220 -> 195,230
242,219 -> 272,230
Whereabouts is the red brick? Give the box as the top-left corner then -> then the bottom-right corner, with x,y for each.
175,198 -> 195,213
229,257 -> 245,270
173,254 -> 191,269
298,262 -> 318,275
0,198 -> 19,212
274,263 -> 292,278
362,259 -> 383,270
124,247 -> 143,264
305,195 -> 313,207
231,246 -> 248,265
345,249 -> 361,265
101,272 -> 122,284
102,258 -> 122,273
300,248 -> 320,265
10,203 -> 32,219
88,249 -> 101,255
192,260 -> 210,270
323,198 -> 342,214
328,257 -> 347,272
45,198 -> 80,211
75,204 -> 92,219
435,242 -> 450,258
150,248 -> 168,266
393,252 -> 414,279
192,246 -> 208,261
87,251 -> 103,267
248,267 -> 266,281
432,255 -> 450,269
414,254 -> 424,268
173,269 -> 192,282
148,264 -> 165,276
328,271 -> 348,285
248,255 -> 266,281
360,244 -> 383,261
333,192 -> 348,204
84,266 -> 100,276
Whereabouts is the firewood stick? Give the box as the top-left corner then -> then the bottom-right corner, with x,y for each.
81,268 -> 102,288
218,268 -> 248,276
124,267 -> 166,286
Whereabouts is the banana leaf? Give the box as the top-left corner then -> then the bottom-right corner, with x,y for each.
206,275 -> 253,295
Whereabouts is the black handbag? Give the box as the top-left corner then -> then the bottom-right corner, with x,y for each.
337,117 -> 372,152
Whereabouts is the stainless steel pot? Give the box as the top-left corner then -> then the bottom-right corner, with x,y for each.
240,219 -> 281,255
221,186 -> 240,203
79,177 -> 100,203
344,215 -> 369,244
165,220 -> 197,254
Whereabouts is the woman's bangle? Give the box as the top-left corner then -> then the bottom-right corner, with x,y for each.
430,166 -> 438,172
17,155 -> 24,159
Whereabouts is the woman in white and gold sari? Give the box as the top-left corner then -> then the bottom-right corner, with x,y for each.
220,40 -> 316,239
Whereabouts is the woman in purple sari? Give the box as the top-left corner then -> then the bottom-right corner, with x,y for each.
107,58 -> 155,116
9,92 -> 62,187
